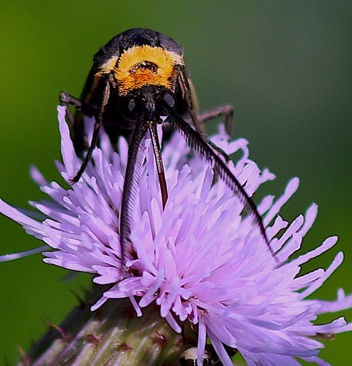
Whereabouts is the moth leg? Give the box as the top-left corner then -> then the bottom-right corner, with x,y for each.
195,104 -> 234,136
185,106 -> 234,187
59,75 -> 111,183
59,91 -> 97,152
69,76 -> 111,183
59,91 -> 96,118
185,105 -> 234,162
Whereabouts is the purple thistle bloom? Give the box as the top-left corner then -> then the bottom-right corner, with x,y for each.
1,105 -> 352,365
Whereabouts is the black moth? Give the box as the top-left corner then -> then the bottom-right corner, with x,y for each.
59,28 -> 274,263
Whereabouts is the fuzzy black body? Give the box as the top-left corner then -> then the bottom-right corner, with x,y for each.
72,28 -> 193,151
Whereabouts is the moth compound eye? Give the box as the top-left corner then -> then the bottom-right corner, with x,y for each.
160,90 -> 176,110
120,95 -> 138,122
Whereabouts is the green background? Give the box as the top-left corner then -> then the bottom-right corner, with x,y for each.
0,1 -> 351,364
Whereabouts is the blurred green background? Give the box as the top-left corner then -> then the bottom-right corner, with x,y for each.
0,1 -> 351,365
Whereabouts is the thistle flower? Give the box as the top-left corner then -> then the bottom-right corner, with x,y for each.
1,105 -> 352,365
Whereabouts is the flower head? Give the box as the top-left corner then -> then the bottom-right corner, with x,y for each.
1,106 -> 352,365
